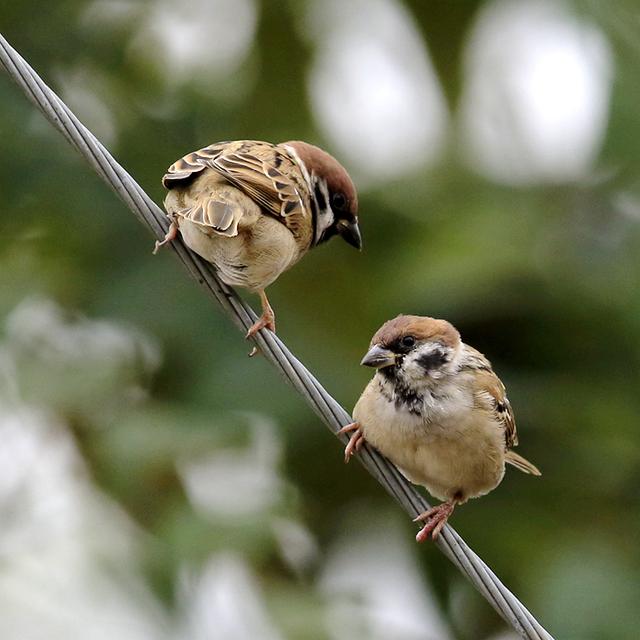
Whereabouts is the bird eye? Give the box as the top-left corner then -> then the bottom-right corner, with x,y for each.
401,335 -> 416,348
331,192 -> 347,211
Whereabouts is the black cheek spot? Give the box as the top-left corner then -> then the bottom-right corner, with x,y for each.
417,350 -> 447,372
309,188 -> 319,221
314,182 -> 327,211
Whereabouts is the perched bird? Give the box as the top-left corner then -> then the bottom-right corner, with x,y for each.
339,315 -> 540,542
155,140 -> 361,338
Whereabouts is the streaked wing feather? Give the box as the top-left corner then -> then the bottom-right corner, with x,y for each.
466,346 -> 518,449
162,141 -> 306,222
495,389 -> 518,449
162,142 -> 229,186
213,151 -> 305,219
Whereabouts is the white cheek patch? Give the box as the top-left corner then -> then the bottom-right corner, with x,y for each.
401,354 -> 429,383
313,177 -> 335,240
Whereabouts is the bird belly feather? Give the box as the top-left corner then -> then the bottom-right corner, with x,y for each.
165,173 -> 300,291
354,378 -> 506,503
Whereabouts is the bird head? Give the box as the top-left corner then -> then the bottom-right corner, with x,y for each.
361,315 -> 462,385
283,141 -> 361,250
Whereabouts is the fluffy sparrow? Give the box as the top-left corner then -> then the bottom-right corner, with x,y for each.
339,315 -> 540,542
155,140 -> 361,338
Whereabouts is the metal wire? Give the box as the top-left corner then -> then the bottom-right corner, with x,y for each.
0,32 -> 554,640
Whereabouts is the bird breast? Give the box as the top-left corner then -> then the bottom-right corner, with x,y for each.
353,375 -> 506,503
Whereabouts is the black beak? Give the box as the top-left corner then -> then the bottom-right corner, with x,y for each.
360,344 -> 396,369
338,218 -> 362,250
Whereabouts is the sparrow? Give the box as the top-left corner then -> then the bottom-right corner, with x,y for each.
339,315 -> 540,542
154,140 -> 361,339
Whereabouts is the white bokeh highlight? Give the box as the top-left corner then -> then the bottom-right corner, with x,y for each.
460,0 -> 613,185
0,301 -> 167,640
319,510 -> 453,640
177,414 -> 284,520
177,554 -> 284,640
0,407 -> 168,640
127,0 -> 257,90
306,0 -> 448,182
5,297 -> 160,373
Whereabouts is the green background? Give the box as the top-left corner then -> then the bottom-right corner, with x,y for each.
1,1 -> 639,639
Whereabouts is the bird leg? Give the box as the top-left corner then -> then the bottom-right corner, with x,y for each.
414,500 -> 456,542
246,290 -> 276,340
338,422 -> 366,463
153,220 -> 179,254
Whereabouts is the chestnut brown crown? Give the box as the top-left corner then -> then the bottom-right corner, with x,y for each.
284,140 -> 358,218
371,315 -> 461,350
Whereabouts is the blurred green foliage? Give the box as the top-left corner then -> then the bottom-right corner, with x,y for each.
2,1 -> 640,638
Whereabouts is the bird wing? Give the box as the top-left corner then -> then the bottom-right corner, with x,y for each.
162,140 -> 308,222
465,345 -> 540,475
485,373 -> 518,449
465,346 -> 518,449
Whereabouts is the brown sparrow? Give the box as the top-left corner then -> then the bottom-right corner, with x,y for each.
155,140 -> 361,338
339,315 -> 540,542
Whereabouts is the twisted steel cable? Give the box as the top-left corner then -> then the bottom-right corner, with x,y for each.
0,32 -> 554,640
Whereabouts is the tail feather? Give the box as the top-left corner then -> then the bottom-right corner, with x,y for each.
505,450 -> 541,476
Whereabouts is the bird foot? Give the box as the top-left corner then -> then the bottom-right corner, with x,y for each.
245,289 -> 276,344
245,312 -> 276,340
337,422 -> 365,463
414,501 -> 456,542
153,221 -> 178,254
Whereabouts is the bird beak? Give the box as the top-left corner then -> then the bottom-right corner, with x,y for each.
337,218 -> 362,250
361,344 -> 396,369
